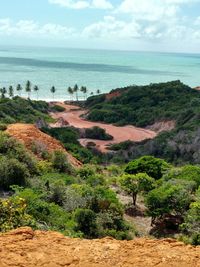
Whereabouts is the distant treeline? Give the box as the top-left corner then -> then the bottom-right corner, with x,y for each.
0,81 -> 101,101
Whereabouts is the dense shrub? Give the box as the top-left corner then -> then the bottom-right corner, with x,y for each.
0,156 -> 30,190
85,126 -> 113,140
0,197 -> 35,232
51,150 -> 72,173
125,156 -> 170,179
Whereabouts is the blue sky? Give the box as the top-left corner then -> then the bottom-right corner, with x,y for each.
0,0 -> 200,52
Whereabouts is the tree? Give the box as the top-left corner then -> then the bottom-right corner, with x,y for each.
125,156 -> 171,180
8,86 -> 14,98
96,89 -> 101,95
25,80 -> 31,98
145,183 -> 193,225
0,87 -> 7,98
33,85 -> 39,100
50,86 -> 56,100
67,87 -> 74,101
90,92 -> 94,96
119,173 -> 155,206
80,86 -> 87,100
16,84 -> 22,96
73,84 -> 79,101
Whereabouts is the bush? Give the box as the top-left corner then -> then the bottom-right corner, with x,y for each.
85,126 -> 113,141
0,196 -> 35,232
51,150 -> 72,173
0,124 -> 7,131
73,208 -> 98,238
125,156 -> 170,180
0,156 -> 30,190
145,183 -> 193,225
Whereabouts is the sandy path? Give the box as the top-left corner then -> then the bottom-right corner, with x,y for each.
51,103 -> 157,152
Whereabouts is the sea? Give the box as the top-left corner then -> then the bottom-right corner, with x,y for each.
0,45 -> 200,101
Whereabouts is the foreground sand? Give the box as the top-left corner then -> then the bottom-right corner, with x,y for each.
0,227 -> 199,267
51,103 -> 157,152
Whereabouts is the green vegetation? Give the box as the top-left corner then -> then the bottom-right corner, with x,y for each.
0,132 -> 133,239
0,96 -> 53,124
85,126 -> 113,140
85,80 -> 199,127
0,84 -> 200,245
86,81 -> 200,165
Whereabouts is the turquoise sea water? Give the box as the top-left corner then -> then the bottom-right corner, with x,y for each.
0,45 -> 200,101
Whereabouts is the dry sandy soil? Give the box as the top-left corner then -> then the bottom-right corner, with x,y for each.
51,103 -> 157,152
6,123 -> 82,168
0,227 -> 199,267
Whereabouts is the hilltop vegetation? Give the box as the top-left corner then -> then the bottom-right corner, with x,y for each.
0,96 -> 54,124
85,80 -> 200,165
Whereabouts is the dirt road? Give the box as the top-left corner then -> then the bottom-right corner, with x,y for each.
51,103 -> 157,152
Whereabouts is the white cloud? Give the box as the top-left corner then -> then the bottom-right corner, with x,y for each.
0,18 -> 75,38
82,16 -> 141,39
49,0 -> 113,9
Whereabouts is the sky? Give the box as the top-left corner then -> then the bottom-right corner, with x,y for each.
0,0 -> 200,53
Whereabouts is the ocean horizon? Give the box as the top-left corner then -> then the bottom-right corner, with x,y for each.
0,45 -> 200,101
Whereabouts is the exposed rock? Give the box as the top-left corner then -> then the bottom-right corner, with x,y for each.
0,227 -> 199,267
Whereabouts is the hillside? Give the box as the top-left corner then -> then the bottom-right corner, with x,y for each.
0,97 -> 54,124
6,123 -> 82,168
85,81 -> 200,164
0,227 -> 199,267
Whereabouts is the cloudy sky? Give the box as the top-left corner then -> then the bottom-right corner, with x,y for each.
1,0 -> 200,52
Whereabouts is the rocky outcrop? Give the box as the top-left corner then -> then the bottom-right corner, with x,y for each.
0,227 -> 199,267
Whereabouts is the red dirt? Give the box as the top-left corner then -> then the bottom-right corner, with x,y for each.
105,90 -> 123,101
0,227 -> 199,267
6,123 -> 82,168
51,103 -> 157,153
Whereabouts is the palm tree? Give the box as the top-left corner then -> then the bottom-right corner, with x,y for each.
34,85 -> 39,100
8,86 -> 14,98
80,86 -> 88,100
16,84 -> 22,96
67,87 -> 74,101
51,86 -> 56,100
25,80 -> 31,99
96,89 -> 101,95
73,84 -> 79,102
0,87 -> 7,98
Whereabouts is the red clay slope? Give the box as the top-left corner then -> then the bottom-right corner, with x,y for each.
6,123 -> 82,168
0,227 -> 199,267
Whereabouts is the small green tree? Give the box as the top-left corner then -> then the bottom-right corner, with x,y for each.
125,156 -> 170,180
119,173 -> 155,205
145,183 -> 193,225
